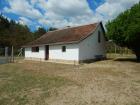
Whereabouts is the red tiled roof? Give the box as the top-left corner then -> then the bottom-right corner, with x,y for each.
23,22 -> 100,47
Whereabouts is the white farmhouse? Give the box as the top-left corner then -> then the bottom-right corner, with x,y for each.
23,22 -> 107,64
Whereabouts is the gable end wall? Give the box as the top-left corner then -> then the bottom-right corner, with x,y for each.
79,24 -> 106,61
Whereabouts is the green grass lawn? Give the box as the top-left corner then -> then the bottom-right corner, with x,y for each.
0,63 -> 73,105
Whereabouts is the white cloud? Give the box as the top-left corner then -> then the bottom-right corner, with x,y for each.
37,0 -> 140,28
46,0 -> 92,17
96,0 -> 140,20
38,0 -> 100,28
96,2 -> 123,19
3,0 -> 140,29
18,17 -> 33,25
4,0 -> 43,19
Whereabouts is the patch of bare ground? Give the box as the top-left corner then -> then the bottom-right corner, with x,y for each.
32,60 -> 139,105
0,59 -> 140,105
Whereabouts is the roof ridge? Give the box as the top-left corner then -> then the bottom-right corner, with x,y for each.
47,21 -> 101,33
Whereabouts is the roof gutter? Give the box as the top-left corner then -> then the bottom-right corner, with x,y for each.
22,40 -> 80,48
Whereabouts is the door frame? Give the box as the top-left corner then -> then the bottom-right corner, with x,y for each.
45,45 -> 49,60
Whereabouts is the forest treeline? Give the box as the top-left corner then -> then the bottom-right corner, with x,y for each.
0,14 -> 57,52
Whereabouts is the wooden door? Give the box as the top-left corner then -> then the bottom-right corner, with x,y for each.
45,45 -> 49,60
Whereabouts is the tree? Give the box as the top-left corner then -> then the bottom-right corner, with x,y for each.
106,2 -> 140,61
34,27 -> 46,39
0,14 -> 34,54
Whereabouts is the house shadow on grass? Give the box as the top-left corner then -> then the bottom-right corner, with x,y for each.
81,58 -> 107,64
113,57 -> 139,63
80,56 -> 139,64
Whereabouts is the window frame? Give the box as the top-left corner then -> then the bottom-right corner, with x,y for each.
98,31 -> 101,43
32,46 -> 39,52
62,46 -> 66,52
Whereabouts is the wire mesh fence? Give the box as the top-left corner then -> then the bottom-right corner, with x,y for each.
0,46 -> 16,64
106,41 -> 135,59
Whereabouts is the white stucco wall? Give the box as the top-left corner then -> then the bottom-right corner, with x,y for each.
79,24 -> 106,60
25,46 -> 45,59
49,44 -> 79,61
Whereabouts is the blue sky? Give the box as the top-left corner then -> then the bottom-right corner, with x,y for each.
0,0 -> 139,31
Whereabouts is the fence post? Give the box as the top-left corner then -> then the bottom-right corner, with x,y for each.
5,47 -> 8,62
11,46 -> 14,62
5,47 -> 8,57
114,44 -> 117,58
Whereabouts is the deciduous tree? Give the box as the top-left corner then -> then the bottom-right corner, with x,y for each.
106,2 -> 140,61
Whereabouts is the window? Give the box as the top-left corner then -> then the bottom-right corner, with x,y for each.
98,31 -> 101,43
32,47 -> 39,52
62,46 -> 66,52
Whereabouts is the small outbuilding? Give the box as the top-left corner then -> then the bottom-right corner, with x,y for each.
23,22 -> 107,64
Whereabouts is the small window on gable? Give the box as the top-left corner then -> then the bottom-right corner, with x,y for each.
32,46 -> 39,52
98,31 -> 101,43
62,46 -> 66,52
